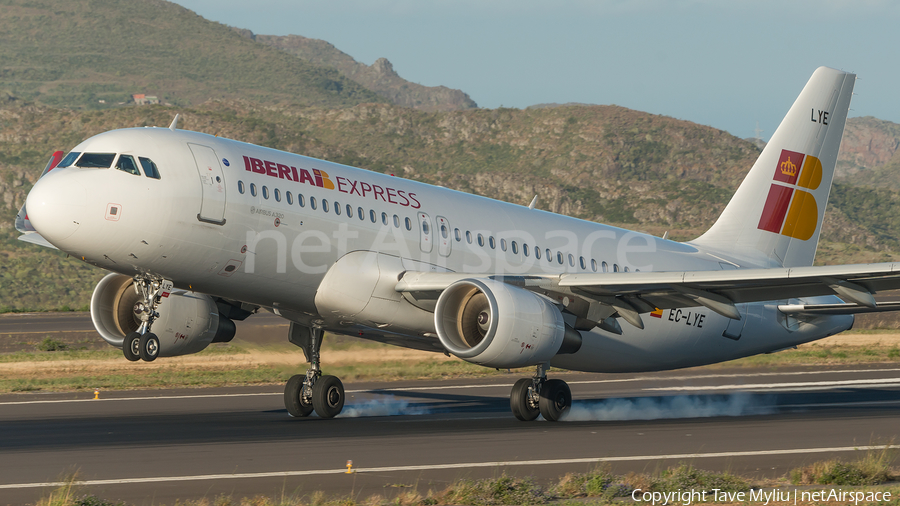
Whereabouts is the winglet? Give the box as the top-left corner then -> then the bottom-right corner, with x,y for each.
169,114 -> 180,131
528,195 -> 538,210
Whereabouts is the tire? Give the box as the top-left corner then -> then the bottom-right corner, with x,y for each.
312,375 -> 345,419
539,379 -> 571,422
284,374 -> 314,417
123,332 -> 141,362
510,378 -> 540,421
139,333 -> 160,362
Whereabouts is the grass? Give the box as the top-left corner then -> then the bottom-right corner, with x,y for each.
1,335 -> 899,393
29,454 -> 898,506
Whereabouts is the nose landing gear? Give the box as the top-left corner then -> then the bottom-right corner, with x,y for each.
510,364 -> 571,422
122,276 -> 170,362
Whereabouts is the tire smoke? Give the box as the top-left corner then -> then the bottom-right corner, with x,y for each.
563,392 -> 774,422
337,396 -> 430,418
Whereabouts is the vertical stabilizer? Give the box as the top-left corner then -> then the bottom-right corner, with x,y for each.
691,67 -> 855,267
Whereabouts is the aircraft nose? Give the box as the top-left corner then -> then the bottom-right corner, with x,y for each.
25,171 -> 87,245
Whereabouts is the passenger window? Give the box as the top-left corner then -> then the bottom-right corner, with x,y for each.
346,204 -> 353,217
455,228 -> 461,242
557,252 -> 563,264
511,241 -> 517,254
591,259 -> 598,272
286,191 -> 293,205
568,254 -> 575,267
441,224 -> 449,239
382,212 -> 388,225
489,237 -> 495,249
405,217 -> 412,230
466,231 -> 472,244
393,215 -> 400,228
76,153 -> 116,168
138,157 -> 161,179
250,183 -> 257,197
57,152 -> 81,169
370,210 -> 376,223
613,264 -> 620,272
535,247 -> 541,260
334,201 -> 341,215
500,238 -> 507,251
546,248 -> 551,260
322,199 -> 329,212
298,194 -> 305,207
310,196 -> 317,210
274,188 -> 281,202
262,186 -> 269,200
238,181 -> 245,194
580,257 -> 586,270
602,261 -> 608,272
624,266 -> 630,272
523,243 -> 529,257
477,234 -> 485,247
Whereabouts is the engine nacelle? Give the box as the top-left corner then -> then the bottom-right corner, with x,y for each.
434,278 -> 580,368
90,273 -> 235,357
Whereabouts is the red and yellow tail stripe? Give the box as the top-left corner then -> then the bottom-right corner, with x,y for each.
757,149 -> 823,240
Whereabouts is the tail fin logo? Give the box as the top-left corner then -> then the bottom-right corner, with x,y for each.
779,157 -> 798,178
757,149 -> 823,241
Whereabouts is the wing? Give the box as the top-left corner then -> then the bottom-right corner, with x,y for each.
395,262 -> 900,331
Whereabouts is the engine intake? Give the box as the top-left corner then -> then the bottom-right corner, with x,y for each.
434,278 -> 580,368
90,273 -> 235,357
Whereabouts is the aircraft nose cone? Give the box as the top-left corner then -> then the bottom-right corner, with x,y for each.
25,171 -> 86,245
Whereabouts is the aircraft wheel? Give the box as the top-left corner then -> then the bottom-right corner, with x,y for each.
539,379 -> 571,422
284,374 -> 314,417
313,375 -> 344,419
139,333 -> 160,362
123,332 -> 141,362
510,378 -> 540,421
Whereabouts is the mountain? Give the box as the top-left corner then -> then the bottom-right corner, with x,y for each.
0,0 -> 384,109
834,117 -> 900,189
234,30 -> 477,113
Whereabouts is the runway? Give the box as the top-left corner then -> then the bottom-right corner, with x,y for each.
1,366 -> 899,505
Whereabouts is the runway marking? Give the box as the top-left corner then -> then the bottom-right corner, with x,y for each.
1,368 -> 898,406
2,445 -> 898,490
648,377 -> 900,392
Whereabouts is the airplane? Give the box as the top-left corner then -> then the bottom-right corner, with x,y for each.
16,66 -> 900,421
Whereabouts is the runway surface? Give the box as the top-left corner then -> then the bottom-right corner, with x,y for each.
1,366 -> 899,505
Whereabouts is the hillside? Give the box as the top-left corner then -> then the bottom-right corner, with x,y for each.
0,0 -> 384,109
236,30 -> 478,113
4,101 -> 900,310
835,117 -> 900,189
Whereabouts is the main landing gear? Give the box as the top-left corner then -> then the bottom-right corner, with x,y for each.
122,276 -> 168,362
510,364 -> 572,422
284,326 -> 345,419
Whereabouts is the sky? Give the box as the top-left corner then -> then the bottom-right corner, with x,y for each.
170,0 -> 899,140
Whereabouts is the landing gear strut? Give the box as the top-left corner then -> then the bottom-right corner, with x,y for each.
510,363 -> 571,422
284,325 -> 345,419
123,276 -> 169,362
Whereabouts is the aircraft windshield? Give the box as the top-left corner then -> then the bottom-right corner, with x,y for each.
75,153 -> 116,168
115,155 -> 140,176
56,152 -> 80,169
138,157 -> 161,179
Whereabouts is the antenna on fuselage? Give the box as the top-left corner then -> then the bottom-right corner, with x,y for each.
168,114 -> 180,131
528,195 -> 538,210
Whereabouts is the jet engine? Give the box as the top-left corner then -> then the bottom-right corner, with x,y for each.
90,273 -> 235,357
434,278 -> 581,368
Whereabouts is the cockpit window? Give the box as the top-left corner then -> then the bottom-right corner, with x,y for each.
138,157 -> 161,179
75,153 -> 116,168
115,155 -> 141,176
56,152 -> 80,169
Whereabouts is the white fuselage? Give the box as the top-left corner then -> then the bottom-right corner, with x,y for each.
26,127 -> 852,372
